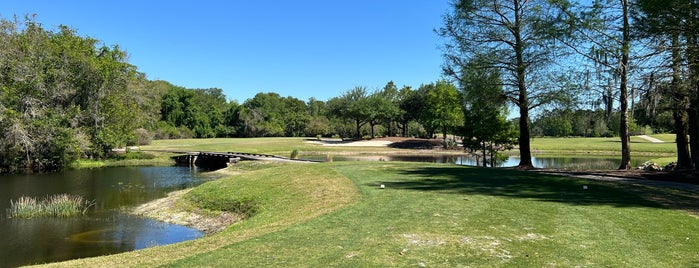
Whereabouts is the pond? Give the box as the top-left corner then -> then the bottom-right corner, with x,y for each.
0,166 -> 208,267
302,154 -> 650,170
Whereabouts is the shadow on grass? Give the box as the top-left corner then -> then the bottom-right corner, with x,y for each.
386,166 -> 666,209
388,139 -> 443,149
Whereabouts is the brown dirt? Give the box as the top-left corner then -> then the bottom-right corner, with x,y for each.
132,189 -> 245,235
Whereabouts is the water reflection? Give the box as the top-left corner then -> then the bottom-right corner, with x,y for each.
302,154 -> 648,170
0,166 -> 206,267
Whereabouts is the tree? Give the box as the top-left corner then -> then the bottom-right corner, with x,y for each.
425,80 -> 464,146
553,0 -> 635,169
0,16 -> 142,172
327,87 -> 371,139
634,0 -> 698,169
439,0 -> 567,168
461,58 -> 517,166
365,86 -> 402,139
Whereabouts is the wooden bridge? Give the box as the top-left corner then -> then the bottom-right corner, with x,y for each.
168,151 -> 318,169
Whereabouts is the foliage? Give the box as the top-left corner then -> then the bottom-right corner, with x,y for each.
460,58 -> 517,166
327,87 -> 372,139
424,80 -> 464,144
439,0 -> 571,168
0,16 -> 143,172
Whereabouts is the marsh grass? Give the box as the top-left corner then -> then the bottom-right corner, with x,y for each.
7,194 -> 94,218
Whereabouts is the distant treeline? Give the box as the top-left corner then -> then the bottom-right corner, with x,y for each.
0,16 -> 674,173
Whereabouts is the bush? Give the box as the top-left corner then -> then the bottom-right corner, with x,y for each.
133,128 -> 153,145
290,149 -> 299,159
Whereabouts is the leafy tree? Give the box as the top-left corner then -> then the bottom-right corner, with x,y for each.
461,58 -> 517,166
398,85 -> 429,138
327,87 -> 371,139
633,0 -> 697,169
553,0 -> 634,169
282,96 -> 310,137
0,16 -> 142,171
439,0 -> 569,168
366,87 -> 401,139
424,80 -> 464,146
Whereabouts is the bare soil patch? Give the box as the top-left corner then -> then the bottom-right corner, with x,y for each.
132,189 -> 245,234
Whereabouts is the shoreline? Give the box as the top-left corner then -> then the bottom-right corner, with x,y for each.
131,188 -> 244,235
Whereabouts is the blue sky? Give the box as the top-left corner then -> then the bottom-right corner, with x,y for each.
0,1 -> 451,102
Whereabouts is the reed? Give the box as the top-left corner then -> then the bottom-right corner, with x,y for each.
7,194 -> 94,218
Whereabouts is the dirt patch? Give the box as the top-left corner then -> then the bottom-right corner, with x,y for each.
132,189 -> 245,235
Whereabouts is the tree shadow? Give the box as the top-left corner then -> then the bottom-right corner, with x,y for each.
384,166 -> 669,209
388,139 -> 443,149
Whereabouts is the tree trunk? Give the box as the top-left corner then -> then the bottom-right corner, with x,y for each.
482,141 -> 487,167
671,32 -> 693,169
355,119 -> 362,139
513,0 -> 533,168
618,0 -> 632,170
442,126 -> 448,149
676,107 -> 693,169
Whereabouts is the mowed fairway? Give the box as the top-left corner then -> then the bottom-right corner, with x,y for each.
172,162 -> 699,267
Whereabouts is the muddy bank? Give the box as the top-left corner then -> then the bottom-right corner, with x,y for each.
132,189 -> 244,235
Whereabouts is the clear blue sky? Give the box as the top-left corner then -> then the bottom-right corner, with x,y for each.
0,1 -> 451,102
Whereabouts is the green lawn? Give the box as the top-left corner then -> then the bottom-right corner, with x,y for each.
142,137 -> 425,157
48,161 -> 699,267
142,136 -> 679,159
530,136 -> 676,156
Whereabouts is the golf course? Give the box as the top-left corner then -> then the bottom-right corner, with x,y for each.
34,136 -> 699,267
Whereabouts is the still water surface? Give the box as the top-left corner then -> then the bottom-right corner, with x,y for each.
304,154 -> 650,170
0,166 -> 207,267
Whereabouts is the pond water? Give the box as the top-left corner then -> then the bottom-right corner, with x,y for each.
0,166 -> 208,267
302,154 -> 650,170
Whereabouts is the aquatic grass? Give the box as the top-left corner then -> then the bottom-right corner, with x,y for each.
7,194 -> 94,218
8,196 -> 42,218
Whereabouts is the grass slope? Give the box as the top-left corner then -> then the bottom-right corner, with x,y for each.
164,162 -> 697,267
41,163 -> 359,267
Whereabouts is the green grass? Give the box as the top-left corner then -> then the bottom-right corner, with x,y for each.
70,152 -> 175,169
47,161 -> 699,267
143,136 -> 679,159
141,137 -> 438,156
649,133 -> 677,142
531,136 -> 676,156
